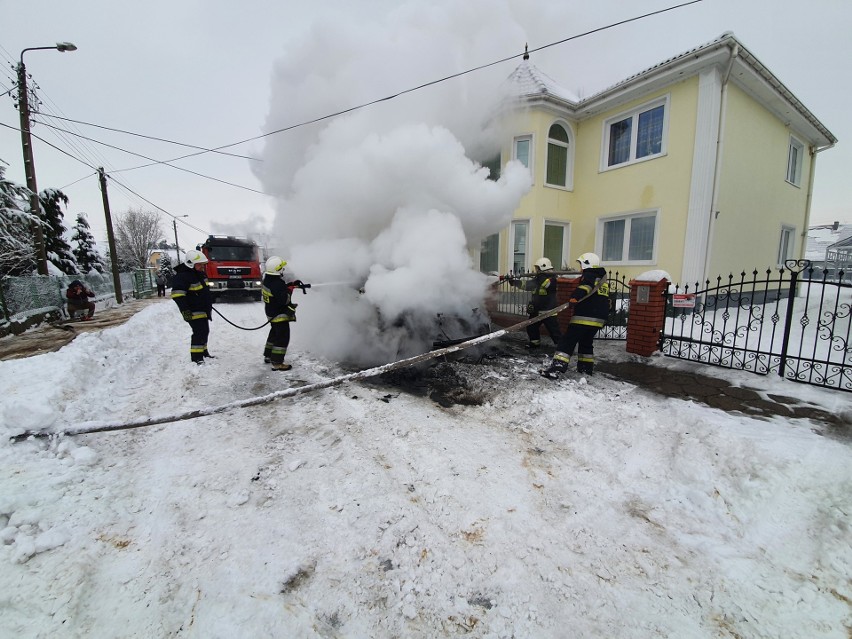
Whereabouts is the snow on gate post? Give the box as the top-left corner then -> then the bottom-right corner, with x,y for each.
626,272 -> 670,357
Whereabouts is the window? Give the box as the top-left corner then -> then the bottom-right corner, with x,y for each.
603,98 -> 668,168
513,136 -> 531,171
546,123 -> 570,188
778,226 -> 795,266
479,233 -> 499,273
786,136 -> 804,186
599,211 -> 657,263
511,221 -> 529,273
543,222 -> 569,270
482,154 -> 501,181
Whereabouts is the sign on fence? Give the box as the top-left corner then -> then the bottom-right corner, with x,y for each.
672,294 -> 696,308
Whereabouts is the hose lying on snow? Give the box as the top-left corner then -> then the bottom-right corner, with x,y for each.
10,300 -> 573,443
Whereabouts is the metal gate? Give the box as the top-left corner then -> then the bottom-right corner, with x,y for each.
660,260 -> 852,392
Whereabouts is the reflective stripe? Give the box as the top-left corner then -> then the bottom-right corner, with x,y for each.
189,312 -> 208,320
171,291 -> 187,298
553,351 -> 571,364
188,283 -> 204,292
271,346 -> 287,355
577,355 -> 594,363
570,315 -> 605,328
190,345 -> 206,353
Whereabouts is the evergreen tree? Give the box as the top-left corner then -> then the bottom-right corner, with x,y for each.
158,252 -> 175,279
39,188 -> 79,274
71,212 -> 106,274
0,166 -> 38,276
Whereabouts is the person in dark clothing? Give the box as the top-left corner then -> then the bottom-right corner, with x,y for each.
261,256 -> 302,371
511,256 -> 561,349
66,279 -> 96,320
540,252 -> 610,378
155,272 -> 167,297
171,249 -> 214,364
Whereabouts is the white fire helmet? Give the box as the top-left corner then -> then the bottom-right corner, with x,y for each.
534,257 -> 553,272
184,249 -> 208,267
576,252 -> 601,269
265,256 -> 287,275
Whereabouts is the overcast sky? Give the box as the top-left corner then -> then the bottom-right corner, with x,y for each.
1,0 -> 850,252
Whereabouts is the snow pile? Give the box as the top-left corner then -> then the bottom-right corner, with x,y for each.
1,301 -> 851,638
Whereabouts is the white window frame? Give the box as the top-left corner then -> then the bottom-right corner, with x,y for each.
597,209 -> 659,265
786,136 -> 805,187
544,121 -> 574,191
600,96 -> 670,171
513,134 -> 533,176
477,232 -> 500,274
542,220 -> 570,270
778,225 -> 795,266
509,219 -> 531,274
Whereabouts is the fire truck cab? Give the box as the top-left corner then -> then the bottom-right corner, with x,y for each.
197,235 -> 263,301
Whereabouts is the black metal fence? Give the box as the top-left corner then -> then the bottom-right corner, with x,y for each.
660,260 -> 852,392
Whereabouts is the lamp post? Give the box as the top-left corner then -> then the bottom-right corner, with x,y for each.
173,215 -> 189,263
17,42 -> 77,275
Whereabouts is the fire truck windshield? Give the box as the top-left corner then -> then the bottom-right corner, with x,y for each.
206,246 -> 256,262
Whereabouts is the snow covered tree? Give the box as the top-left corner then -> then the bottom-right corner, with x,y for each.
71,212 -> 106,274
0,166 -> 39,276
158,252 -> 175,279
39,188 -> 79,275
115,207 -> 163,270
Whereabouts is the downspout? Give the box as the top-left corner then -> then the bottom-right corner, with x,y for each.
702,43 -> 739,284
800,141 -> 837,262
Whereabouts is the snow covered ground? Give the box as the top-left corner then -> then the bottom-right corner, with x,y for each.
1,300 -> 850,638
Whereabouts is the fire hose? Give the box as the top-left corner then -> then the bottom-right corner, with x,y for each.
10,288 -> 582,443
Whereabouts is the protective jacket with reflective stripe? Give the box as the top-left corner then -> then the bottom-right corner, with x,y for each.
570,267 -> 609,327
262,274 -> 296,322
171,263 -> 213,318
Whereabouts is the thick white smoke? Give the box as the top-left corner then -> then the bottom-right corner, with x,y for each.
255,0 -> 536,365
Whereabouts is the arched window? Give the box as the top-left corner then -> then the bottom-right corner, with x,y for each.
546,123 -> 571,188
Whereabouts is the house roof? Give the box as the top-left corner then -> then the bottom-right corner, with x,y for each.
502,58 -> 579,105
805,224 -> 852,261
504,32 -> 836,148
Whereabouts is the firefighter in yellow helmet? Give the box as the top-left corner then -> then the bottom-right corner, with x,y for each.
171,249 -> 214,364
522,257 -> 562,349
541,252 -> 609,378
262,256 -> 309,371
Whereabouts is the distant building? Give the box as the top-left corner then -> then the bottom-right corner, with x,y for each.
806,222 -> 852,280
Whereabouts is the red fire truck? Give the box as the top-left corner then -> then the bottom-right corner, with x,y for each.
197,235 -> 263,301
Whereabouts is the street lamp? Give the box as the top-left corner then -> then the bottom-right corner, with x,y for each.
173,215 -> 189,263
17,42 -> 77,275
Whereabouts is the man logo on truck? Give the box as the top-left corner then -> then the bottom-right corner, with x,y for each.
197,235 -> 263,301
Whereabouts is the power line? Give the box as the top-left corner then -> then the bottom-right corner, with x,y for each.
91,0 -> 706,177
164,0 -> 707,156
32,117 -> 267,194
40,113 -> 260,161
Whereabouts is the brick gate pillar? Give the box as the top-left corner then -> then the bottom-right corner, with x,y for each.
556,275 -> 581,334
626,277 -> 669,356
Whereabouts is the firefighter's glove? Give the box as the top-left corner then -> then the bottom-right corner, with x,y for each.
526,302 -> 536,315
181,310 -> 192,322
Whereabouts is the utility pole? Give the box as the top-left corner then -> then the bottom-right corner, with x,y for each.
173,218 -> 181,262
17,61 -> 47,275
98,167 -> 123,303
16,43 -> 77,276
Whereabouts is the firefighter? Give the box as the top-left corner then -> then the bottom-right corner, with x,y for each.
522,257 -> 562,349
540,252 -> 609,378
171,249 -> 214,364
262,256 -> 302,371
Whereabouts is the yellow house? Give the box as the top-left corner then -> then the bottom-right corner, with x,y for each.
480,32 -> 836,285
